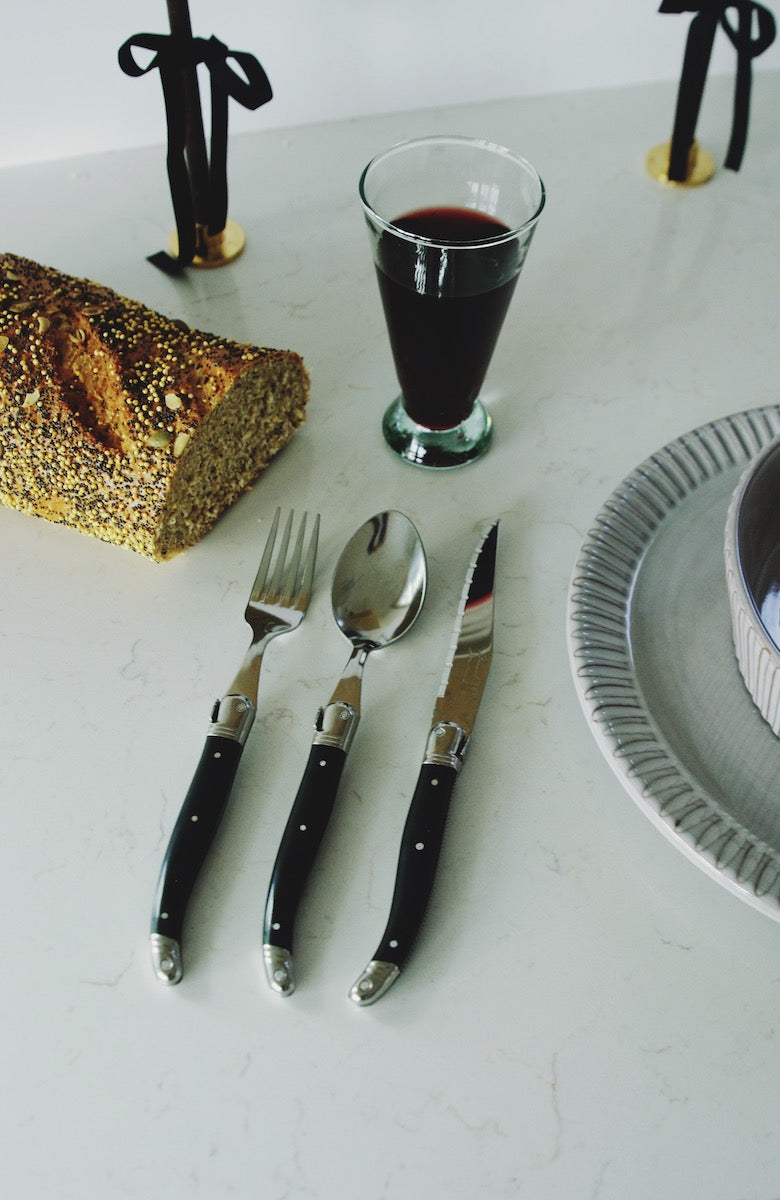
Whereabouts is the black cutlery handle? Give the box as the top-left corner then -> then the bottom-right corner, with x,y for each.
262,742 -> 347,994
350,762 -> 458,1006
150,734 -> 244,984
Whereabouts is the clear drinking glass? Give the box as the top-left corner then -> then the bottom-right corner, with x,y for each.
360,135 -> 545,468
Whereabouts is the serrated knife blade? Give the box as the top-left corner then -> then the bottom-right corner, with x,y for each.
349,520 -> 499,1007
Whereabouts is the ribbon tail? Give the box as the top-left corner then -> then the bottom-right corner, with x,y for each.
207,78 -> 230,236
203,43 -> 273,236
722,4 -> 777,172
155,69 -> 197,271
724,7 -> 753,171
155,157 -> 197,272
667,12 -> 719,181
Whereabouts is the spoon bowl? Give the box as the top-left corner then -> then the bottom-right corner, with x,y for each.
332,510 -> 427,650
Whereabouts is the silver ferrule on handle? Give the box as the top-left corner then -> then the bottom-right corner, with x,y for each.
263,944 -> 296,997
151,933 -> 182,985
313,701 -> 360,753
423,721 -> 470,771
207,694 -> 257,745
349,960 -> 401,1006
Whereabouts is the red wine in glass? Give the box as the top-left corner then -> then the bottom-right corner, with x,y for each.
373,206 -> 521,430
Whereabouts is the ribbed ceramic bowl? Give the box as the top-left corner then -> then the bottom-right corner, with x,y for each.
725,435 -> 780,736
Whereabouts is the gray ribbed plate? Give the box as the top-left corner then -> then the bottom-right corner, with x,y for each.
567,406 -> 780,919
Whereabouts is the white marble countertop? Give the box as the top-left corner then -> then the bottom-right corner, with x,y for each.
2,73 -> 780,1199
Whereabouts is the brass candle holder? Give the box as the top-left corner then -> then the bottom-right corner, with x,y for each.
646,138 -> 715,186
168,219 -> 246,268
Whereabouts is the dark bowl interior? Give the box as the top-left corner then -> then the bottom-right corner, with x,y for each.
737,440 -> 780,654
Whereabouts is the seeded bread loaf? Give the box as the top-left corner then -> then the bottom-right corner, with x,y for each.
0,252 -> 309,560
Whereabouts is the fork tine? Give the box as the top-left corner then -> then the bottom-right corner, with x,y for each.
279,513 -> 306,605
248,509 -> 319,612
267,510 -> 294,600
249,507 -> 281,602
296,513 -> 320,611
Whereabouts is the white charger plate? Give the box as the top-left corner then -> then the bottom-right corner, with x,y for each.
567,406 -> 780,919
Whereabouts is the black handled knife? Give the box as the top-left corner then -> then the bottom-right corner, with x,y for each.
349,520 -> 498,1007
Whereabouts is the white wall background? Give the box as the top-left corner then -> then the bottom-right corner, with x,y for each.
2,1 -> 778,168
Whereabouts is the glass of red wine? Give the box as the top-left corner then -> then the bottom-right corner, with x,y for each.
360,135 -> 545,468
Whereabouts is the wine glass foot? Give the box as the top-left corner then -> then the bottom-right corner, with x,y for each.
381,397 -> 492,469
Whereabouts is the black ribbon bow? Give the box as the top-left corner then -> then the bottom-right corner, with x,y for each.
118,32 -> 272,272
659,2 -> 776,179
